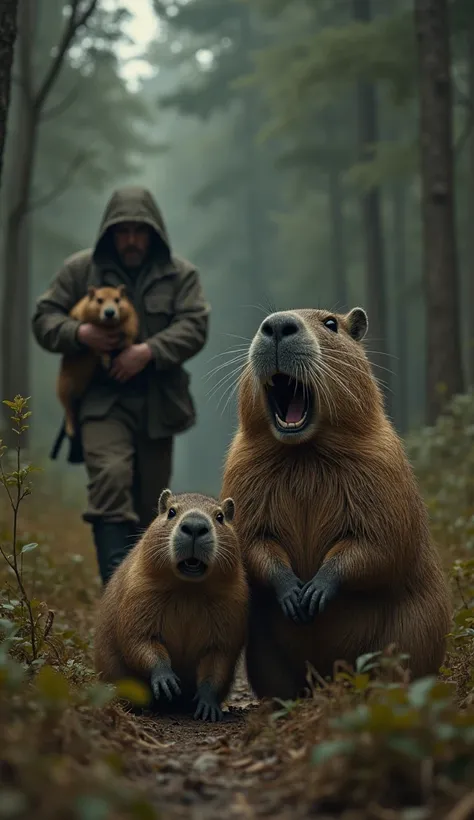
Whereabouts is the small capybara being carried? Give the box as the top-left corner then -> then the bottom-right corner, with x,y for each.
94,490 -> 248,721
57,285 -> 139,437
221,306 -> 452,700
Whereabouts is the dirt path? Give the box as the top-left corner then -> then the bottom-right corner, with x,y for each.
112,667 -> 301,820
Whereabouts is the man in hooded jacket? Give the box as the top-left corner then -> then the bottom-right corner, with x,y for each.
32,186 -> 210,586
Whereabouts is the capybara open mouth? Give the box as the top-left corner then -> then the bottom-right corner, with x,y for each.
265,373 -> 313,433
177,558 -> 208,578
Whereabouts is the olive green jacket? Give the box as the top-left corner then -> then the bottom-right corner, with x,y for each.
32,186 -> 210,439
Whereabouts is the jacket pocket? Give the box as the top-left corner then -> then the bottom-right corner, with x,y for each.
144,289 -> 175,335
158,367 -> 195,430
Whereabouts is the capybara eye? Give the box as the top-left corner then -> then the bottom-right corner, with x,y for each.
324,317 -> 338,333
216,512 -> 224,524
167,508 -> 177,519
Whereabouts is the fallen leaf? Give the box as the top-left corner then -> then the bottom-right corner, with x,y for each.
193,752 -> 220,773
288,746 -> 307,760
245,756 -> 278,774
231,757 -> 254,769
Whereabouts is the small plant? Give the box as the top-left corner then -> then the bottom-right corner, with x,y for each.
270,697 -> 301,722
0,396 -> 45,662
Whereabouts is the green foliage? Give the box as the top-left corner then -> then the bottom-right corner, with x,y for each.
114,677 -> 152,707
406,391 -> 474,688
0,396 -> 158,819
270,697 -> 301,722
253,10 -> 415,138
309,665 -> 474,805
347,139 -> 418,188
406,389 -> 474,553
0,396 -> 42,663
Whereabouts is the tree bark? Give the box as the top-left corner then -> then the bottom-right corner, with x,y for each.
1,0 -> 35,446
392,184 -> 408,433
0,0 -> 19,192
414,0 -> 464,424
352,0 -> 391,416
466,28 -> 474,388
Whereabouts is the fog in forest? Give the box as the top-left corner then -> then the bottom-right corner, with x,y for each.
1,0 -> 472,506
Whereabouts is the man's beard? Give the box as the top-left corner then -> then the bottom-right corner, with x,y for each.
120,247 -> 146,270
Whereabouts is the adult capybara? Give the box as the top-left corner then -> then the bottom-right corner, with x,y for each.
221,306 -> 451,699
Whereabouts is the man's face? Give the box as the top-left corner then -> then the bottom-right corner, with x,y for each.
113,221 -> 151,269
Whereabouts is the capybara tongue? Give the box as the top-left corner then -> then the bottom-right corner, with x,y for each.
286,396 -> 305,423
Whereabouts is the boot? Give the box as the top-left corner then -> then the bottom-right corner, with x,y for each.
92,520 -> 136,587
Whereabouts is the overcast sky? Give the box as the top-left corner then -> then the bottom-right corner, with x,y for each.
111,0 -> 159,90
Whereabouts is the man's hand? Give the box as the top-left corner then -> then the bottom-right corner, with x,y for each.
110,343 -> 153,383
77,322 -> 123,353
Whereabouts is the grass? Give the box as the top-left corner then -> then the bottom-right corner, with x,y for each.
0,391 -> 473,820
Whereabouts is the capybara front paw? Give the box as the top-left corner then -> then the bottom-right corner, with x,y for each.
150,666 -> 181,701
277,584 -> 304,623
300,574 -> 339,619
193,684 -> 223,722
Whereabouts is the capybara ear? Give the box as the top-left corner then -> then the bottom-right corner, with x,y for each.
221,498 -> 235,522
88,286 -> 96,300
346,307 -> 368,342
158,488 -> 172,515
117,284 -> 127,298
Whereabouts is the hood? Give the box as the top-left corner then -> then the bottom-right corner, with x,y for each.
92,186 -> 172,264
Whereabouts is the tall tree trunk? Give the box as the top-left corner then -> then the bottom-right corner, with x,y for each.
1,0 -> 35,446
242,91 -> 267,305
352,0 -> 391,415
240,4 -> 272,314
0,0 -> 19,191
328,165 -> 347,310
466,28 -> 474,388
392,184 -> 408,433
325,115 -> 347,311
1,93 -> 37,445
414,0 -> 464,424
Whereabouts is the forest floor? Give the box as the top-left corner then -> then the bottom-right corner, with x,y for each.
1,426 -> 474,820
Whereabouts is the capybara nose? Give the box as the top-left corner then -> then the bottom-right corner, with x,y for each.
260,313 -> 300,342
180,514 -> 210,541
104,307 -> 116,319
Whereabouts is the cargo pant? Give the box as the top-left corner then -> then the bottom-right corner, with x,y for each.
80,396 -> 173,531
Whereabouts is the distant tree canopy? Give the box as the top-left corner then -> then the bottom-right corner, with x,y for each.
0,0 -> 470,499
151,0 -> 473,437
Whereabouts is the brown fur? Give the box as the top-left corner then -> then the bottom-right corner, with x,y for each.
93,491 -> 248,712
221,307 -> 452,700
57,285 -> 139,436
